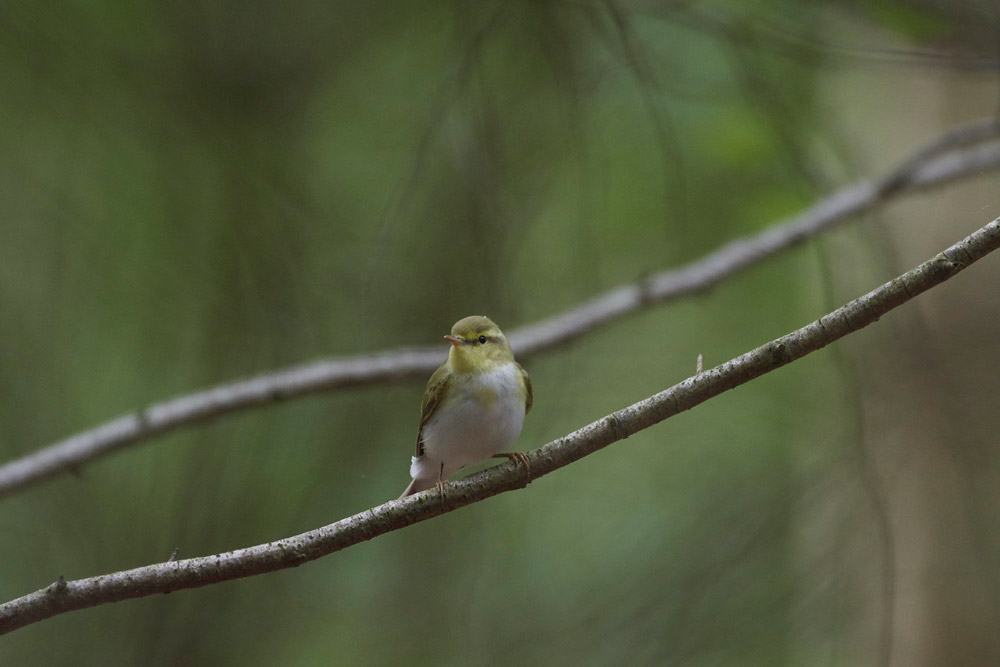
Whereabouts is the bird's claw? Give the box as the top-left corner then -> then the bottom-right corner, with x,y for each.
493,452 -> 531,481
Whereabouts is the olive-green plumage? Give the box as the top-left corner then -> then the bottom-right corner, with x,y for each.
400,316 -> 532,497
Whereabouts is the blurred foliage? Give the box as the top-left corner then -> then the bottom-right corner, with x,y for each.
1,1 -> 999,665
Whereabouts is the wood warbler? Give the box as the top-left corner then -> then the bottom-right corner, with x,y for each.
399,315 -> 532,497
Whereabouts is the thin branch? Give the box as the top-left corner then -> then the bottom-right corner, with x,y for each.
877,118 -> 1000,195
2,215 -> 997,635
1,127 -> 998,500
509,130 -> 1000,355
0,348 -> 446,499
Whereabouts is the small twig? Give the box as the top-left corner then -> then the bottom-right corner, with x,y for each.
1,216 -> 996,635
876,118 -> 1000,195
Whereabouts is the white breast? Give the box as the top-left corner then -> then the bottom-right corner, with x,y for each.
414,363 -> 526,481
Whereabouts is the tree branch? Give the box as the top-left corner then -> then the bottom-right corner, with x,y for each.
1,123 -> 998,499
2,215 -> 997,635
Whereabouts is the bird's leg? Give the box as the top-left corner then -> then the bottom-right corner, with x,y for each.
493,452 -> 531,481
435,461 -> 448,500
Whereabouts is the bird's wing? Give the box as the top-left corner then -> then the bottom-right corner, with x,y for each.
518,362 -> 532,414
415,364 -> 452,457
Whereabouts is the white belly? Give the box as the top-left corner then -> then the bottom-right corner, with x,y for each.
411,364 -> 526,483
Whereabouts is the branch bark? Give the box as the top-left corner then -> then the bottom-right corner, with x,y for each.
0,124 -> 997,499
2,215 -> 997,635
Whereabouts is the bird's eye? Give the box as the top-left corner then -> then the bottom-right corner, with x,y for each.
478,335 -> 488,344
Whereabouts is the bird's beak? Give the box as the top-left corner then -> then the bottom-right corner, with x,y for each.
444,335 -> 464,346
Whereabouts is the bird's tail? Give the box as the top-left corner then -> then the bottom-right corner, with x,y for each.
399,477 -> 439,499
398,479 -> 418,499
400,456 -> 442,499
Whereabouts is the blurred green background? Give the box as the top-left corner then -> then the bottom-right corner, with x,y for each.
2,1 -> 999,665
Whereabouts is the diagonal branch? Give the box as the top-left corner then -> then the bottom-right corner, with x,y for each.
1,124 -> 998,500
2,216 -> 997,635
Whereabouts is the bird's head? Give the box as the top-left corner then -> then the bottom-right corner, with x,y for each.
444,315 -> 515,373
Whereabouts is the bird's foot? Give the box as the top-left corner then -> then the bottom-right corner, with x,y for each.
493,452 -> 531,481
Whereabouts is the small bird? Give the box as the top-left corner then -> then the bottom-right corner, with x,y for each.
399,315 -> 532,498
